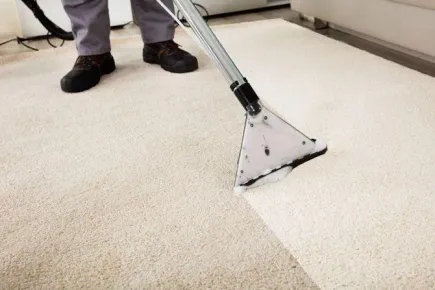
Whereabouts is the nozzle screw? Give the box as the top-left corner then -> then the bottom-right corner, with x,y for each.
264,116 -> 268,120
302,141 -> 306,145
250,123 -> 254,127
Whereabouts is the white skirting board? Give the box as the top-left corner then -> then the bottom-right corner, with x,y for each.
329,23 -> 435,64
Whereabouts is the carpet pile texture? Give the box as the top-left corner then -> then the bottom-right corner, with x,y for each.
0,20 -> 318,289
1,19 -> 435,289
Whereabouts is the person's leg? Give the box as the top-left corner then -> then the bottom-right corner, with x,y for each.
131,0 -> 198,73
131,0 -> 175,44
60,0 -> 116,93
63,0 -> 111,55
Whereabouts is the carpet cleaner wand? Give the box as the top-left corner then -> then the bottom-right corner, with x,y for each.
157,0 -> 328,193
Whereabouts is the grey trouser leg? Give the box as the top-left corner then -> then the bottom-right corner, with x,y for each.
62,0 -> 111,56
130,0 -> 175,44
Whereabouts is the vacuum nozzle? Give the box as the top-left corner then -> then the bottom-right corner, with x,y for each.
234,104 -> 327,194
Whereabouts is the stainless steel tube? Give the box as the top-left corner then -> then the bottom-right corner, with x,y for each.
172,0 -> 246,86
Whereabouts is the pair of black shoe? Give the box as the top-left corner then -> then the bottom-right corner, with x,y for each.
61,40 -> 198,93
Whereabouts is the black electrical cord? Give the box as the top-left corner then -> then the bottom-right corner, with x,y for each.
1,21 -> 132,51
0,0 -> 74,51
1,0 -> 205,51
175,3 -> 209,28
0,38 -> 17,46
18,38 -> 40,51
20,0 -> 74,40
46,32 -> 65,48
0,37 -> 40,51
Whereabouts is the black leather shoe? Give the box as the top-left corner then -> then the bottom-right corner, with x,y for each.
143,40 -> 198,73
60,52 -> 116,93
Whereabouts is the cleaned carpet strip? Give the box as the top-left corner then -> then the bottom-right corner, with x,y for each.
0,21 -> 318,289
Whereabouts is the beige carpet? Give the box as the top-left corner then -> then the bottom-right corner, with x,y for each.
236,20 -> 435,289
1,18 -> 435,290
0,20 -> 318,289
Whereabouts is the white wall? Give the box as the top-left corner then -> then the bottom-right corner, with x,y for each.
14,0 -> 133,38
0,0 -> 19,39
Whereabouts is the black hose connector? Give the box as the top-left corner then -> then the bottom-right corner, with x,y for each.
231,79 -> 262,116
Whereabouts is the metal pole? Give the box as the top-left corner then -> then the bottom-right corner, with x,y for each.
156,0 -> 262,115
171,0 -> 246,87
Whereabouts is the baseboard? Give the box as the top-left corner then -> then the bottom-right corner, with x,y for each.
205,4 -> 291,19
297,13 -> 328,30
329,23 -> 435,65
